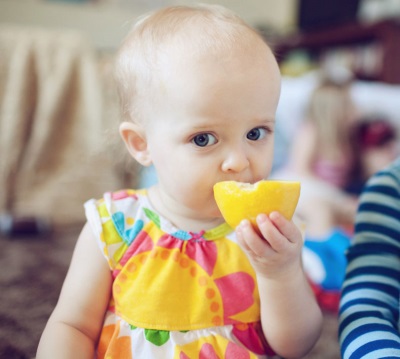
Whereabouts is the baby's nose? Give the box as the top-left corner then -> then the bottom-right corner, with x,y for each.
221,147 -> 250,173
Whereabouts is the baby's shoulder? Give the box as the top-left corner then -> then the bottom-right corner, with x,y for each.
84,189 -> 149,268
85,188 -> 148,223
96,189 -> 146,208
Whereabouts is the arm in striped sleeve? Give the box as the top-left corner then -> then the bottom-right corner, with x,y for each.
339,158 -> 400,359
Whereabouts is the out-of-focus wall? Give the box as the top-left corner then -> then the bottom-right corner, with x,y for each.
0,0 -> 298,50
199,0 -> 298,32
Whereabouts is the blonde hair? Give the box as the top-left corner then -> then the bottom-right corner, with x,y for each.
114,4 -> 268,123
306,80 -> 354,150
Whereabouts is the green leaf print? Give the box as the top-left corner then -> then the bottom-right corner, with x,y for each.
143,207 -> 161,228
144,329 -> 170,346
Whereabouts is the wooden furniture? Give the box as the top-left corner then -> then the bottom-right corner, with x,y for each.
272,19 -> 400,84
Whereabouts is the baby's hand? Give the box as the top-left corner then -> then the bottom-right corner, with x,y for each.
236,212 -> 303,280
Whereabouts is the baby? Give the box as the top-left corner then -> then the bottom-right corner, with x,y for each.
37,5 -> 322,358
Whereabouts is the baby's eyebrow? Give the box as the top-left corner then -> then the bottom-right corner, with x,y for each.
190,123 -> 214,129
252,118 -> 276,125
186,117 -> 276,131
187,121 -> 224,130
261,117 -> 276,123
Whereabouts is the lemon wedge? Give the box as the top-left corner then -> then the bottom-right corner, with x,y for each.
213,180 -> 301,229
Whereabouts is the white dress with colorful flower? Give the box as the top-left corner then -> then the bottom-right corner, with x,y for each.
85,189 -> 277,358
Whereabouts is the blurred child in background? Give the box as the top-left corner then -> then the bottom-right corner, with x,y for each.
276,76 -> 359,238
275,73 -> 399,310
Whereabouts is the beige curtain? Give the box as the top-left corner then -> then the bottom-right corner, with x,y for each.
0,25 -> 139,226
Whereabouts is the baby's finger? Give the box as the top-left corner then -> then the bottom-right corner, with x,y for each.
237,219 -> 273,257
236,223 -> 252,253
268,211 -> 299,243
256,213 -> 289,252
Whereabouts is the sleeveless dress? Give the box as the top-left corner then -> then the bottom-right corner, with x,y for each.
84,189 -> 277,359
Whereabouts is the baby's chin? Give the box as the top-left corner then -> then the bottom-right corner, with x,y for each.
183,200 -> 222,221
208,207 -> 224,220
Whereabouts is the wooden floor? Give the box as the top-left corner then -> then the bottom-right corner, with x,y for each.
0,225 -> 340,358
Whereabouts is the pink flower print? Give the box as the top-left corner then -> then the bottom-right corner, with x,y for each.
157,235 -> 218,276
119,230 -> 154,267
111,190 -> 138,201
232,323 -> 275,355
199,343 -> 219,359
215,272 -> 255,322
185,240 -> 218,276
225,342 -> 253,358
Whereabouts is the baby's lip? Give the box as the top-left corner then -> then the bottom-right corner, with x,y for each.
216,179 -> 255,185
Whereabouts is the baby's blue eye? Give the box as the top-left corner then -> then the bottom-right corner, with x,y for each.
192,133 -> 217,147
246,127 -> 267,141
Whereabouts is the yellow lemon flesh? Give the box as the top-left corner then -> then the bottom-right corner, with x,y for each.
213,180 -> 301,229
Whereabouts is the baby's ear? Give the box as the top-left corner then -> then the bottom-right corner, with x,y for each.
119,122 -> 152,166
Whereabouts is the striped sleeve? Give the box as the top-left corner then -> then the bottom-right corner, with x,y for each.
339,159 -> 400,359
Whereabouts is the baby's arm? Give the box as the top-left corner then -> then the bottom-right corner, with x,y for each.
37,223 -> 112,358
236,212 -> 322,358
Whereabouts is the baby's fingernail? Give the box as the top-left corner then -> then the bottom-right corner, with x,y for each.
240,219 -> 249,229
269,211 -> 280,221
257,214 -> 267,223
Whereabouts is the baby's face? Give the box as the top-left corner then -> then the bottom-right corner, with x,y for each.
145,44 -> 281,222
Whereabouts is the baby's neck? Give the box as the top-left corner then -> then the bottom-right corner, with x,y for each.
147,186 -> 224,233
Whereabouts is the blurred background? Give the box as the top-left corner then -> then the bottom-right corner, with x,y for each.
1,0 -> 400,226
1,0 -> 399,226
0,1 -> 399,358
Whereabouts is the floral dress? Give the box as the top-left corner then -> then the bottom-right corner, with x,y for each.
85,189 -> 276,359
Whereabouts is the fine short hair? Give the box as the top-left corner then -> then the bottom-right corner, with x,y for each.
114,4 -> 269,123
306,79 -> 354,147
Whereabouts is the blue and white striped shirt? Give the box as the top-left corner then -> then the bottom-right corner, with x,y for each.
339,157 -> 400,359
